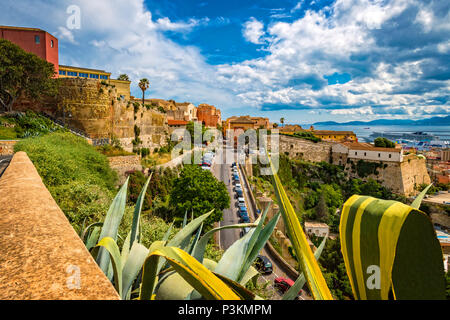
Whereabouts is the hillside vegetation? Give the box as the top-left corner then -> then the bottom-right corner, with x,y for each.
14,132 -> 118,232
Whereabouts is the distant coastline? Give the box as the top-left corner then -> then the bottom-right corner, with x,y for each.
311,115 -> 449,126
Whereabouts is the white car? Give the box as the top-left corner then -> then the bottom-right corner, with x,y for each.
238,197 -> 245,204
235,183 -> 242,189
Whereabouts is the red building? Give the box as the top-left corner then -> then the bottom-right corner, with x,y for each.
0,26 -> 59,76
197,104 -> 221,128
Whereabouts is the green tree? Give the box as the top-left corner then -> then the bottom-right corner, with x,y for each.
0,39 -> 58,112
186,121 -> 207,145
118,74 -> 130,81
315,193 -> 329,222
280,117 -> 285,126
138,78 -> 150,107
169,165 -> 230,228
374,137 -> 395,148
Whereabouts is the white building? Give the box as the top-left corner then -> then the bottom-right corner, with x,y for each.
333,142 -> 403,163
304,222 -> 329,237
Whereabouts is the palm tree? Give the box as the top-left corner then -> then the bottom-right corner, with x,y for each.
138,78 -> 150,106
280,117 -> 285,127
118,74 -> 130,81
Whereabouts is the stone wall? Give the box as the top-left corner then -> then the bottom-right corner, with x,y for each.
343,154 -> 430,196
278,134 -> 332,163
108,155 -> 143,184
0,140 -> 17,155
14,78 -> 169,153
0,152 -> 119,300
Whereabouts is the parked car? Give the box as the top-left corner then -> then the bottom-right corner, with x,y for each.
274,277 -> 302,297
236,188 -> 243,197
255,255 -> 273,274
235,183 -> 242,189
238,197 -> 245,205
233,175 -> 240,182
240,215 -> 250,223
238,205 -> 248,217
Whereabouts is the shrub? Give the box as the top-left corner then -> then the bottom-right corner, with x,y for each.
14,132 -> 118,231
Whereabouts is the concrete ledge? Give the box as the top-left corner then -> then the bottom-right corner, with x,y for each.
0,152 -> 119,300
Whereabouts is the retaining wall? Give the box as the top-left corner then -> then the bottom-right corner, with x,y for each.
0,152 -> 119,300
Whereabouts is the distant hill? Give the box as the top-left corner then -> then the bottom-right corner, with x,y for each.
313,115 -> 450,126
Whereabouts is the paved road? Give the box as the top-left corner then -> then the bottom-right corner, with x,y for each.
212,145 -> 296,300
0,155 -> 12,178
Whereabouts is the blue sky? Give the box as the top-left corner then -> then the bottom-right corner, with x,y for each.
1,0 -> 449,124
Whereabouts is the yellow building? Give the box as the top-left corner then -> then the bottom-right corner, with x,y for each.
58,65 -> 111,80
58,65 -> 131,99
311,130 -> 357,142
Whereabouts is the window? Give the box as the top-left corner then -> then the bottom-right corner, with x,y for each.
35,35 -> 40,44
67,71 -> 77,77
90,74 -> 99,79
378,153 -> 381,158
100,75 -> 108,80
364,152 -> 367,156
389,154 -> 392,159
50,40 -> 54,48
79,73 -> 88,78
59,70 -> 66,76
355,152 -> 357,156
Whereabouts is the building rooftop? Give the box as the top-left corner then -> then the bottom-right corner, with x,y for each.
313,130 -> 356,135
168,120 -> 188,126
0,25 -> 45,32
341,142 -> 402,153
305,221 -> 330,228
59,65 -> 111,74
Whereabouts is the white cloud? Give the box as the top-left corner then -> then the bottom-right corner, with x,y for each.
55,26 -> 77,44
155,17 -> 209,32
0,0 -> 448,122
242,17 -> 266,44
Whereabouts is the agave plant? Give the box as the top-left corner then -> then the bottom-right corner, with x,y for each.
84,159 -> 445,300
266,152 -> 445,300
84,173 -> 284,300
339,185 -> 446,300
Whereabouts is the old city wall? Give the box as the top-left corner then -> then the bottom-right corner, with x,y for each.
113,101 -> 168,152
399,155 -> 431,196
278,134 -> 332,163
14,78 -> 168,152
343,154 -> 431,196
108,155 -> 143,184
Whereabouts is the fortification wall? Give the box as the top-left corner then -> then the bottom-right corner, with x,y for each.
278,135 -> 332,163
344,155 -> 430,196
108,155 -> 143,184
14,78 -> 169,152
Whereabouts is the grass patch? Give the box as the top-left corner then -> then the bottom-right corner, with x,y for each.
0,126 -> 18,140
14,132 -> 118,233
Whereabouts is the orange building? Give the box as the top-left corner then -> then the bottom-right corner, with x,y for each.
197,104 -> 221,128
0,26 -> 59,75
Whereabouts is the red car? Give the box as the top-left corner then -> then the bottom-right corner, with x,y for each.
274,277 -> 303,298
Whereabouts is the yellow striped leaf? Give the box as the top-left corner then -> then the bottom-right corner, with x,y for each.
140,246 -> 240,300
268,155 -> 333,300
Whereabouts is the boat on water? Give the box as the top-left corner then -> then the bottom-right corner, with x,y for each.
370,131 -> 437,141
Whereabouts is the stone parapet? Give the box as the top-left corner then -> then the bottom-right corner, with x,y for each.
0,152 -> 119,300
